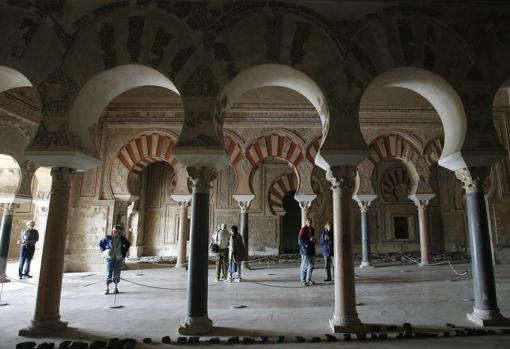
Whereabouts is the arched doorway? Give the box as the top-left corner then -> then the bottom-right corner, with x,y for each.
281,191 -> 301,254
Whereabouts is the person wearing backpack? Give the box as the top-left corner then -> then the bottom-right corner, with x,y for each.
211,223 -> 230,282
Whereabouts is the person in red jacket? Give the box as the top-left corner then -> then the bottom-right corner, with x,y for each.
298,218 -> 316,286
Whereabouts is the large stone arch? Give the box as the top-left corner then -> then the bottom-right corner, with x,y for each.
64,4 -> 206,89
0,5 -> 64,87
364,67 -> 467,171
68,65 -> 181,155
208,5 -> 345,83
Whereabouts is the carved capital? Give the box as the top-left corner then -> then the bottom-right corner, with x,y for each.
49,167 -> 76,193
357,201 -> 370,213
178,200 -> 191,213
187,167 -> 217,194
1,203 -> 16,215
327,166 -> 357,191
299,201 -> 312,211
239,201 -> 251,213
455,167 -> 489,194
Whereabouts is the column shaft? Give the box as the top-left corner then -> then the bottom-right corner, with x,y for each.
456,168 -> 509,326
179,167 -> 216,335
240,209 -> 249,270
175,202 -> 190,268
0,205 -> 14,281
467,191 -> 498,312
417,205 -> 430,265
329,168 -> 361,331
20,167 -> 75,335
360,208 -> 371,267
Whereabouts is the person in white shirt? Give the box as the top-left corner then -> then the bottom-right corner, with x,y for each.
211,223 -> 230,282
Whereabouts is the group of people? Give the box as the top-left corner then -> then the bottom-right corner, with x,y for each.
298,218 -> 333,286
210,223 -> 245,282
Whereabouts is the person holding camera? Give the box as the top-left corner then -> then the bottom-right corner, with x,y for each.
99,225 -> 131,295
211,223 -> 230,282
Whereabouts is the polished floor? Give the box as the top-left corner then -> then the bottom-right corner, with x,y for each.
2,259 -> 510,348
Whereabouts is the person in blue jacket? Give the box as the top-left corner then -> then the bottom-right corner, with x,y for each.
99,225 -> 131,295
319,221 -> 334,281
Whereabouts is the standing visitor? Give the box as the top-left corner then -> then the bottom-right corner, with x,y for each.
320,221 -> 334,281
298,218 -> 316,286
18,220 -> 39,279
99,225 -> 131,295
228,225 -> 245,282
211,223 -> 230,282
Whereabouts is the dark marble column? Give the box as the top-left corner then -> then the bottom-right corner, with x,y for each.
456,168 -> 509,327
328,167 -> 362,332
0,204 -> 15,283
178,167 -> 216,335
19,167 -> 76,335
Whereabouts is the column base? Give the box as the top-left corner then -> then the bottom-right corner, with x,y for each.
242,261 -> 251,270
0,275 -> 11,283
178,315 -> 212,335
329,314 -> 363,333
467,308 -> 510,327
359,262 -> 374,269
420,260 -> 430,266
174,263 -> 187,269
19,318 -> 68,336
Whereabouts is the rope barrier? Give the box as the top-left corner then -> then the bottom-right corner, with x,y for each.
119,277 -> 224,291
401,255 -> 468,276
241,278 -> 309,289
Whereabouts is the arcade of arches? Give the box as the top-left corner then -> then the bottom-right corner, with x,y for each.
0,0 -> 510,341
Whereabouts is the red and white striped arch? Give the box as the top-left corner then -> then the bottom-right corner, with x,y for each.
269,172 -> 321,214
306,137 -> 321,164
367,134 -> 422,166
117,133 -> 178,174
246,134 -> 305,168
224,135 -> 244,167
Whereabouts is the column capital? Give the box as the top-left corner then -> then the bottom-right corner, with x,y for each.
1,203 -> 16,215
50,167 -> 76,192
298,201 -> 312,210
353,194 -> 377,213
326,166 -> 357,190
233,194 -> 255,213
455,167 -> 490,194
408,193 -> 435,209
186,167 -> 217,194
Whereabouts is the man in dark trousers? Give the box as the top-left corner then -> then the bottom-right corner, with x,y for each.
298,217 -> 316,286
320,221 -> 334,281
18,220 -> 39,279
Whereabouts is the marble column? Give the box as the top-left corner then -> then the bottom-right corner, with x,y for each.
233,194 -> 255,271
409,194 -> 435,266
328,167 -> 362,332
172,195 -> 192,269
19,167 -> 75,335
456,168 -> 510,327
0,204 -> 15,283
354,195 -> 376,269
298,201 -> 312,227
178,167 -> 216,335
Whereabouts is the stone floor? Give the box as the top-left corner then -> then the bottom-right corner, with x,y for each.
2,260 -> 510,348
